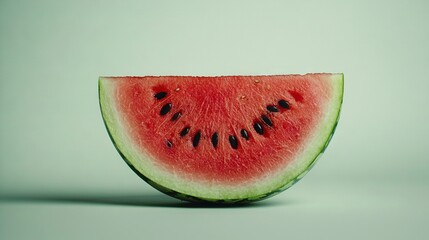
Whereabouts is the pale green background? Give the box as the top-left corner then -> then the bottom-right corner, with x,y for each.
1,0 -> 428,239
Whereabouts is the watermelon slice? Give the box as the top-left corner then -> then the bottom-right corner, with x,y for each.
99,73 -> 343,203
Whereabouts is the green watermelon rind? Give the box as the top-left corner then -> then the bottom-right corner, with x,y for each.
99,74 -> 344,204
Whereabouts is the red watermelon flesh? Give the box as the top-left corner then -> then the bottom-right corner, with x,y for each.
99,74 -> 343,202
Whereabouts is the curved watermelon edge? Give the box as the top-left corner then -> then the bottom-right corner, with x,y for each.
98,74 -> 344,205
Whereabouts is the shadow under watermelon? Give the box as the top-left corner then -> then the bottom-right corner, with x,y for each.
0,192 -> 294,208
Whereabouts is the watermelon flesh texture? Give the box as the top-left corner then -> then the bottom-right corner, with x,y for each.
99,74 -> 344,203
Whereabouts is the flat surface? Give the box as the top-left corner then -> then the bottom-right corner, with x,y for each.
1,181 -> 428,240
1,0 -> 428,239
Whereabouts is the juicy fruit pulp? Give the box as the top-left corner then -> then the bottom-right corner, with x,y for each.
99,74 -> 344,203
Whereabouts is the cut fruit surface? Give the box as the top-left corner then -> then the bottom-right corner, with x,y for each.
99,73 -> 344,203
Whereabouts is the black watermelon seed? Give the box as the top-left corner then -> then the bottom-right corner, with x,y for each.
171,111 -> 182,121
229,135 -> 238,149
253,122 -> 264,135
267,105 -> 279,112
160,103 -> 172,115
278,99 -> 290,109
211,132 -> 219,148
240,129 -> 249,140
166,140 -> 172,148
261,115 -> 273,127
154,92 -> 167,100
192,131 -> 201,147
180,126 -> 190,137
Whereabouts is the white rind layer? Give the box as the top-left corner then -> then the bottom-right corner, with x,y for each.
99,74 -> 344,201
